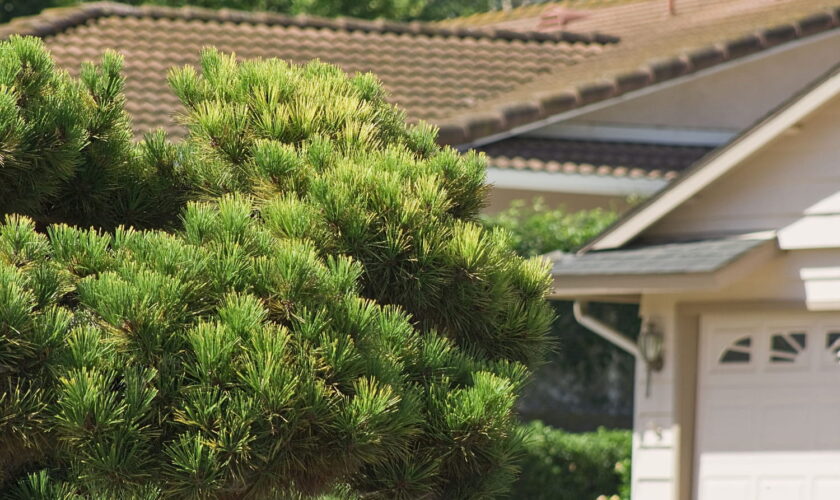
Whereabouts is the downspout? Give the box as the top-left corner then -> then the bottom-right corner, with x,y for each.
573,300 -> 642,361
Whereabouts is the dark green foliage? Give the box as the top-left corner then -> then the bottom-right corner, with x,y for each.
0,38 -> 553,498
481,201 -> 635,492
519,300 -> 638,430
511,421 -> 631,500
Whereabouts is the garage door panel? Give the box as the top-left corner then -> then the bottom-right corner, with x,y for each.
703,405 -> 755,451
699,476 -> 751,500
704,327 -> 759,373
696,315 -> 840,500
758,478 -> 805,500
814,478 -> 840,500
759,403 -> 813,450
816,405 -> 840,448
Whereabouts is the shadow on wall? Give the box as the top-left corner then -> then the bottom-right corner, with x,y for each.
518,300 -> 639,431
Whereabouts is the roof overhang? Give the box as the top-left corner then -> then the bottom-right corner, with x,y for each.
549,236 -> 779,299
453,28 -> 840,150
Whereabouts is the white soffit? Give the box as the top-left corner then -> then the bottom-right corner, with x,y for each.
587,65 -> 840,251
486,168 -> 667,196
524,122 -> 737,147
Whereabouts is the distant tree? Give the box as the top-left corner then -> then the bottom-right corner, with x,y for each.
1,0 -> 71,25
1,0 -> 528,23
512,422 -> 631,500
482,198 -> 618,258
0,36 -> 554,498
112,0 -> 430,21
416,0 -> 500,21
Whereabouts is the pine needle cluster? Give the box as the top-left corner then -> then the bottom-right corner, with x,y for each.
0,37 -> 554,499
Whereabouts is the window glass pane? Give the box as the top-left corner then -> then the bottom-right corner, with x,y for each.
720,350 -> 750,363
734,337 -> 751,348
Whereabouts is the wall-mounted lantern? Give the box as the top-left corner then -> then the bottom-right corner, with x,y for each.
638,321 -> 664,397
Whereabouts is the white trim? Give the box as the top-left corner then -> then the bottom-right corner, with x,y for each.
524,122 -> 737,146
800,266 -> 840,311
590,66 -> 840,250
456,30 -> 840,151
486,167 -> 667,196
778,214 -> 840,250
806,300 -> 840,311
800,267 -> 840,280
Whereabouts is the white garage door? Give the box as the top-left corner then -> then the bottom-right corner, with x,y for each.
696,314 -> 840,500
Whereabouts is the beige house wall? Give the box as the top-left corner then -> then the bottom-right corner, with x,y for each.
646,93 -> 840,239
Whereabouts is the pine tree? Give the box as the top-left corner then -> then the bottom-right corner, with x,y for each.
0,36 -> 178,230
0,38 -> 554,499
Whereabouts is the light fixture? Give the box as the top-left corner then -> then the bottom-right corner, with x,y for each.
638,321 -> 664,397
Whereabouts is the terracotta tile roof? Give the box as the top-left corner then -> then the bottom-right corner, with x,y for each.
1,1 -> 837,148
0,2 -> 614,140
479,137 -> 711,179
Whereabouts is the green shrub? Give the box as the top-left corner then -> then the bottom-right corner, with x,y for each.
511,421 -> 631,500
0,36 -> 554,499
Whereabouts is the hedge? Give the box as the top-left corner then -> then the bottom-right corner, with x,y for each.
511,421 -> 631,500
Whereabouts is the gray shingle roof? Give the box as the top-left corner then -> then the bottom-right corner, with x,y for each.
550,236 -> 774,276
